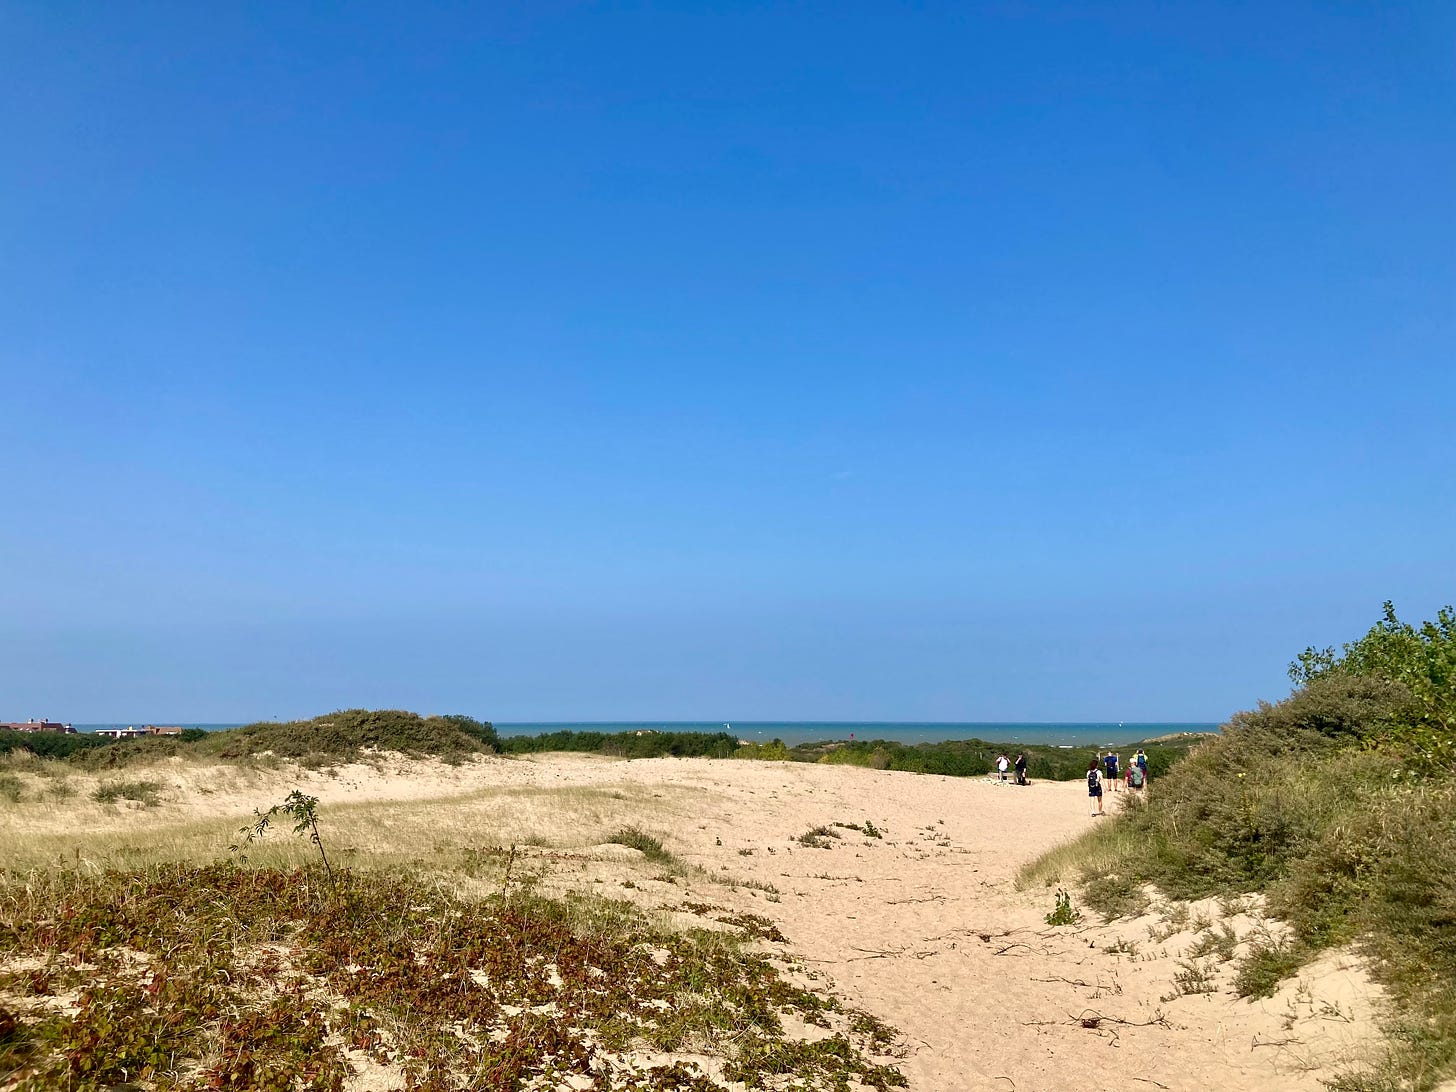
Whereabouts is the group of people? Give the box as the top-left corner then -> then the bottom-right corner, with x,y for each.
991,747 -> 1150,814
994,752 -> 1030,786
1086,748 -> 1149,815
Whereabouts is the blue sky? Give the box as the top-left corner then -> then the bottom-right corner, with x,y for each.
2,2 -> 1453,723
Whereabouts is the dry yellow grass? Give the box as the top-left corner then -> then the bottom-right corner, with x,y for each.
0,754 -> 702,883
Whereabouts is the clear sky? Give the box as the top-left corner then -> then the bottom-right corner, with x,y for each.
2,2 -> 1452,724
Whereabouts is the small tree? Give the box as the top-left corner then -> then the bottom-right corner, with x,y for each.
232,790 -> 334,888
1290,601 -> 1456,771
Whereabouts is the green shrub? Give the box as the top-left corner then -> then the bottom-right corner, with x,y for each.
1044,889 -> 1081,926
603,827 -> 686,873
68,734 -> 192,769
796,826 -> 841,849
1235,937 -> 1307,999
1292,601 -> 1456,773
43,782 -> 76,802
91,780 -> 164,806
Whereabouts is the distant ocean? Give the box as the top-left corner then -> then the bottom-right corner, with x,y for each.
494,722 -> 1220,748
72,721 -> 1219,748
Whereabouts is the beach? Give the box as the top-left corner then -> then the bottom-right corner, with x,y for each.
0,751 -> 1384,1090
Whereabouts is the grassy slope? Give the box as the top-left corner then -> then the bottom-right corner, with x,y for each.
1020,621 -> 1456,1091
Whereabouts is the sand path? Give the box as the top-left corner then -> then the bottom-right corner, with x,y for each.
464,754 -> 1383,1092
3,751 -> 1384,1090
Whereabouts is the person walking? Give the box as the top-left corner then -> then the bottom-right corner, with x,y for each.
1134,748 -> 1149,786
1087,759 -> 1104,816
1104,750 -> 1119,792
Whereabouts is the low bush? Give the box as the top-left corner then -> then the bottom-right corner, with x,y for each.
91,780 -> 164,807
1234,937 -> 1308,999
796,825 -> 842,849
604,826 -> 675,866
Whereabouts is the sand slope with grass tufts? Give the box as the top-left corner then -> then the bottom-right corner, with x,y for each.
0,750 -> 1386,1090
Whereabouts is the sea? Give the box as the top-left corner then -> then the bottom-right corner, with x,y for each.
72,721 -> 1219,748
494,721 -> 1218,748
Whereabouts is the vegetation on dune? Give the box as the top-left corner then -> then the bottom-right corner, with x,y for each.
0,863 -> 905,1091
500,729 -> 740,759
0,733 -> 111,761
61,710 -> 499,770
1023,602 -> 1456,1091
211,710 -> 499,763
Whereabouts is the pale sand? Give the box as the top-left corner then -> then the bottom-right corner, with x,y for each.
2,752 -> 1386,1090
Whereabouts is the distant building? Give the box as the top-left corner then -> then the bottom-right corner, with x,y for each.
0,720 -> 75,734
92,725 -> 184,740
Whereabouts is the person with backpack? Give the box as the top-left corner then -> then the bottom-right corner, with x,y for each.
1126,763 -> 1145,790
1103,750 -> 1119,792
1134,748 -> 1149,786
1087,759 -> 1103,816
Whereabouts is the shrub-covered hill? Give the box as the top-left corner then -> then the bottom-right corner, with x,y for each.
70,710 -> 499,768
1027,603 -> 1456,1091
211,709 -> 498,761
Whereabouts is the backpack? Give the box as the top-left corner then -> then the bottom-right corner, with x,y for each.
1087,768 -> 1100,790
1129,767 -> 1144,788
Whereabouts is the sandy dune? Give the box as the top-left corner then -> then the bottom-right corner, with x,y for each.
2,751 -> 1385,1091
